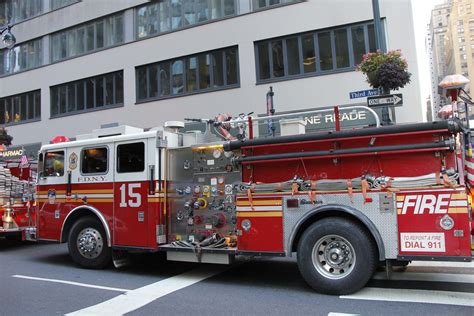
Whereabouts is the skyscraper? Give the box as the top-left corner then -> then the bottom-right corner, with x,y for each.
428,1 -> 451,117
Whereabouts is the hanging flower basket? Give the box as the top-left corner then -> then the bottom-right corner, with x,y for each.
357,50 -> 411,92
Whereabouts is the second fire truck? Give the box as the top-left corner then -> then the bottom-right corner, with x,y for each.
30,107 -> 474,295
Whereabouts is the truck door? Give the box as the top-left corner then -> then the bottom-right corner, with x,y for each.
37,149 -> 67,240
113,140 -> 148,247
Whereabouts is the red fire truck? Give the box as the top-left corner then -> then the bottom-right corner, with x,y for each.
30,107 -> 474,295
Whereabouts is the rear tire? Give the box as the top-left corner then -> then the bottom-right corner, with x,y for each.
68,216 -> 111,269
297,217 -> 377,295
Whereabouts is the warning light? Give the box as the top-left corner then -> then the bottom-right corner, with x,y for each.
51,136 -> 70,144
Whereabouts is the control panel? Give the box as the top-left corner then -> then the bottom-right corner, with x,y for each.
167,145 -> 241,244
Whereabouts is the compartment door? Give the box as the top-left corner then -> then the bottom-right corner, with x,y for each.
113,141 -> 148,247
397,189 -> 472,258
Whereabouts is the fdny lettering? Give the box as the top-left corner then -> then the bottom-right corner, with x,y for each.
77,176 -> 107,182
401,194 -> 451,215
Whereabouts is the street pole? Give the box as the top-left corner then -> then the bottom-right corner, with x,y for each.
372,0 -> 391,124
372,0 -> 385,53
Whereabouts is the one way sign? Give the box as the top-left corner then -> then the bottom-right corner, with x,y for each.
367,94 -> 403,107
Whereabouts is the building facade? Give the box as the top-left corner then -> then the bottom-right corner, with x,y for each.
0,0 -> 423,149
445,0 -> 474,91
427,1 -> 451,118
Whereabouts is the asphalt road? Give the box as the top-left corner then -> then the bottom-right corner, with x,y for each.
1,238 -> 474,316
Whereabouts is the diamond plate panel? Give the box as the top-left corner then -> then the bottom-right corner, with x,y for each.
283,192 -> 398,259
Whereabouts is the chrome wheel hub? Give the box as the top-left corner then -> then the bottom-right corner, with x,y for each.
77,228 -> 103,259
312,235 -> 355,280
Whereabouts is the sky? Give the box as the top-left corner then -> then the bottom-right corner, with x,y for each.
412,0 -> 446,99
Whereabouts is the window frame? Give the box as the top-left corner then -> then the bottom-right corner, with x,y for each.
135,0 -> 238,40
50,12 -> 124,63
254,20 -> 384,84
80,146 -> 109,176
50,70 -> 124,119
135,46 -> 240,104
251,0 -> 303,12
0,37 -> 43,76
43,150 -> 65,177
116,142 -> 146,174
0,89 -> 41,126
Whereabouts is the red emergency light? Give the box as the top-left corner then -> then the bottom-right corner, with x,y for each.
51,136 -> 70,144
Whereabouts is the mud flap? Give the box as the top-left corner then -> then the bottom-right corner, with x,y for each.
112,250 -> 131,268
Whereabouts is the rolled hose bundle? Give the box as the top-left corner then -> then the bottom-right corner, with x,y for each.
234,169 -> 459,194
170,233 -> 228,249
373,169 -> 458,189
236,178 -> 363,193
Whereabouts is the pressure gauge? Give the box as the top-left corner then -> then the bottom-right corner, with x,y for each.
224,151 -> 233,158
203,186 -> 210,194
218,177 -> 225,185
213,149 -> 222,159
225,184 -> 233,195
194,185 -> 201,194
184,186 -> 192,195
183,160 -> 191,170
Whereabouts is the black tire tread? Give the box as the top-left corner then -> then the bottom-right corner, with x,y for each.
67,216 -> 111,269
297,217 -> 377,295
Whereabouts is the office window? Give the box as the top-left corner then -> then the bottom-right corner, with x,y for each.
0,38 -> 42,75
51,0 -> 78,10
81,147 -> 108,174
255,22 -> 377,83
252,0 -> 301,10
136,0 -> 237,39
136,46 -> 239,102
50,70 -> 123,118
0,0 -> 42,26
117,143 -> 145,173
51,13 -> 124,62
0,90 -> 41,125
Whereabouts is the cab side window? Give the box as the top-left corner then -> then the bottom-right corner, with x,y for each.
117,142 -> 145,173
82,147 -> 108,174
44,151 -> 65,177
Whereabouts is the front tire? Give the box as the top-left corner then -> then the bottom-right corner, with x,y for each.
68,216 -> 111,269
297,217 -> 377,295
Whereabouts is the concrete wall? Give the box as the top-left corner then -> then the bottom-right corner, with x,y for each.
0,0 -> 423,146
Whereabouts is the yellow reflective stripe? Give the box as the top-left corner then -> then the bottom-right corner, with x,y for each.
237,211 -> 282,217
451,193 -> 467,200
86,199 -> 114,203
236,200 -> 282,206
396,196 -> 405,202
74,189 -> 113,194
448,207 -> 468,214
37,190 -> 67,195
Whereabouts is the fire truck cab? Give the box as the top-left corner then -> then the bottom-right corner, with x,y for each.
33,111 -> 474,295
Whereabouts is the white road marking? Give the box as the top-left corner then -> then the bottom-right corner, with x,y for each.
373,271 -> 474,284
328,313 -> 360,316
66,265 -> 229,316
409,261 -> 474,268
341,287 -> 474,307
12,275 -> 130,293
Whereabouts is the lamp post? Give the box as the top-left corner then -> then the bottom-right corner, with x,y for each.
371,0 -> 385,53
0,25 -> 16,49
371,0 -> 392,125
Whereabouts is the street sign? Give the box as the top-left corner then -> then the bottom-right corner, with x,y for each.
349,89 -> 380,99
367,94 -> 403,107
